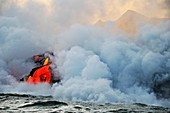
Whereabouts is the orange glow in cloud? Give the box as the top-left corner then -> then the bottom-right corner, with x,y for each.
4,0 -> 168,31
16,0 -> 26,8
15,0 -> 53,14
90,0 -> 169,23
15,0 -> 169,22
34,0 -> 53,13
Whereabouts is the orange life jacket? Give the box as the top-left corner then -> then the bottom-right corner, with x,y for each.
27,64 -> 51,84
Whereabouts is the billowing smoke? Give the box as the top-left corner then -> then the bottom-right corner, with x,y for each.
0,0 -> 170,107
53,23 -> 170,107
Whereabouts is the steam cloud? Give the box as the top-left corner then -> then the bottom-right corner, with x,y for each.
0,0 -> 170,107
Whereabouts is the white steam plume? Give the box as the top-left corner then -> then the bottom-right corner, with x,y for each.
52,23 -> 170,107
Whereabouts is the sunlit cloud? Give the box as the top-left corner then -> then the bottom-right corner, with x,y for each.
1,0 -> 169,25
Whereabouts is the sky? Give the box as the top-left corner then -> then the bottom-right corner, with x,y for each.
0,0 -> 169,35
0,0 -> 170,23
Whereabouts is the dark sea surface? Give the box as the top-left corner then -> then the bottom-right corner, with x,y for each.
0,93 -> 169,113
